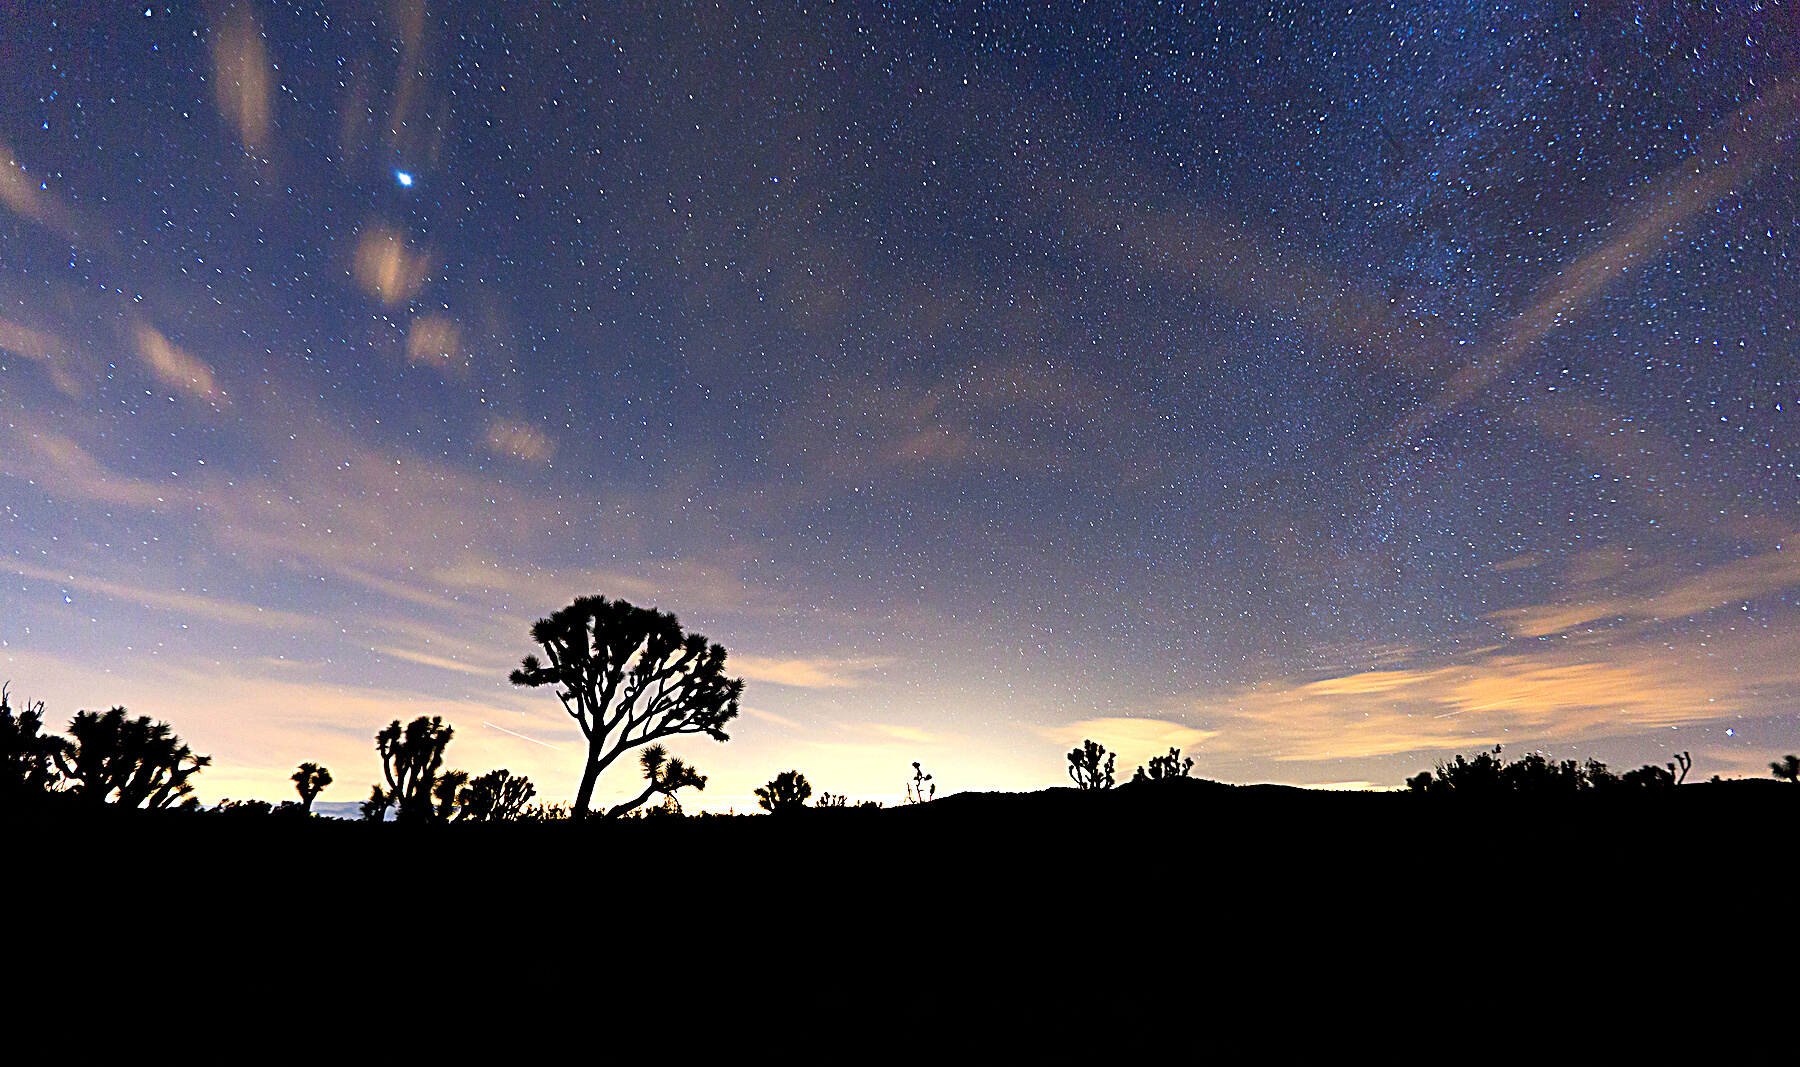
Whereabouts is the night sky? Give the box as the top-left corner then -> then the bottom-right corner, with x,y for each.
4,0 -> 1798,811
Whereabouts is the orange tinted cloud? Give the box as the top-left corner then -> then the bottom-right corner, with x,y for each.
3,559 -> 319,633
0,317 -> 80,396
208,1 -> 274,155
133,323 -> 225,406
406,315 -> 466,376
0,138 -> 104,250
731,654 -> 882,689
353,226 -> 429,305
484,420 -> 556,463
1487,545 -> 1800,637
1194,633 -> 1782,763
1041,717 -> 1221,774
4,423 -> 198,511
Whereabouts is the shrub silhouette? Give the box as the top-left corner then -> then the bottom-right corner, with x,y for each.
1067,739 -> 1115,790
55,707 -> 209,808
510,595 -> 743,817
460,768 -> 537,821
1408,746 -> 1695,793
755,769 -> 812,813
291,762 -> 332,814
519,800 -> 571,822
605,743 -> 706,818
0,683 -> 65,803
1132,747 -> 1194,783
1772,754 -> 1799,784
1621,763 -> 1676,788
373,715 -> 454,823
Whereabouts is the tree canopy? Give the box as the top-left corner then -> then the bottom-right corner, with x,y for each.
374,715 -> 454,822
55,707 -> 210,808
510,595 -> 743,816
755,769 -> 812,813
0,684 -> 64,803
1067,739 -> 1115,790
1132,747 -> 1194,783
291,762 -> 332,813
606,743 -> 706,818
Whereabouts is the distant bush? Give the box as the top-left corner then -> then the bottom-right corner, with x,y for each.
460,768 -> 537,822
518,801 -> 572,822
1408,746 -> 1693,794
1131,747 -> 1194,783
755,769 -> 812,813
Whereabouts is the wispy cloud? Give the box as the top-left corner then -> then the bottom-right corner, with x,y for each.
208,0 -> 274,155
133,323 -> 225,407
2,559 -> 320,633
374,645 -> 490,675
1485,545 -> 1800,638
731,654 -> 883,689
0,317 -> 80,396
1038,717 -> 1221,777
353,225 -> 430,305
4,425 -> 197,511
743,706 -> 800,728
485,420 -> 556,464
1193,626 -> 1800,763
406,315 -> 466,377
1388,80 -> 1800,445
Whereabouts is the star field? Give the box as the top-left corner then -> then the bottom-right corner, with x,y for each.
2,0 -> 1798,806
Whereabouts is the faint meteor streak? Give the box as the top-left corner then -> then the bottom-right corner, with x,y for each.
483,721 -> 560,750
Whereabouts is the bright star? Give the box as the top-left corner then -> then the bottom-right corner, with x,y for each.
396,171 -> 414,187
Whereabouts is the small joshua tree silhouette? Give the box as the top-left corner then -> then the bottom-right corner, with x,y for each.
907,761 -> 935,804
1067,739 -> 1115,790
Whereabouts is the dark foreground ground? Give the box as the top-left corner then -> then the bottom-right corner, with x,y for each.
12,777 -> 1791,950
15,779 -> 1786,1035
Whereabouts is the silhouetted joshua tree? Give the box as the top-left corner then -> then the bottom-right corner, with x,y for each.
360,783 -> 395,822
433,769 -> 470,820
459,768 -> 537,822
907,761 -> 934,803
1067,739 -> 1115,790
605,743 -> 706,818
55,707 -> 209,808
1,683 -> 66,802
291,762 -> 332,814
374,715 -> 454,823
510,595 -> 743,817
1132,747 -> 1194,783
755,769 -> 812,813
1771,754 -> 1799,784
